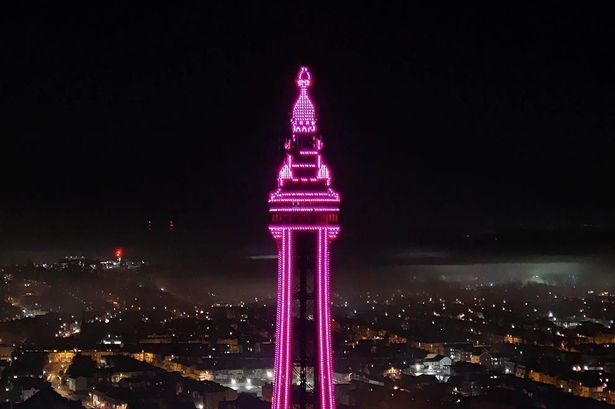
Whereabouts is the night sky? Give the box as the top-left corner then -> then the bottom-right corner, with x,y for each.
2,3 -> 615,276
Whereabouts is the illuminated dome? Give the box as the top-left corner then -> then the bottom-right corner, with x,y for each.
291,66 -> 317,133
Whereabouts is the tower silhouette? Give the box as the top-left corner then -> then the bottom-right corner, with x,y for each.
269,67 -> 340,409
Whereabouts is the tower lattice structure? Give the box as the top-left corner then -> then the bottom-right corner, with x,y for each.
269,67 -> 340,409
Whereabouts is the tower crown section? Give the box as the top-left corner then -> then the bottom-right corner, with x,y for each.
269,67 -> 340,228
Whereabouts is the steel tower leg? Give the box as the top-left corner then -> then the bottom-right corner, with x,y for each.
298,238 -> 308,409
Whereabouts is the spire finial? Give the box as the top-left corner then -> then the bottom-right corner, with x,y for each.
291,66 -> 316,134
297,66 -> 312,88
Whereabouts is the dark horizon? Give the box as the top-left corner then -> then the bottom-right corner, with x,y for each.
2,3 -> 615,273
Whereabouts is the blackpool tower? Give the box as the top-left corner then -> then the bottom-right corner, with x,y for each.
268,67 -> 340,409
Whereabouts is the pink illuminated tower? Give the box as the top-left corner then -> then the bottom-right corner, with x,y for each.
269,67 -> 340,409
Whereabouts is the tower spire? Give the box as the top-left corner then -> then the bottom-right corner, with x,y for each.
291,66 -> 317,134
